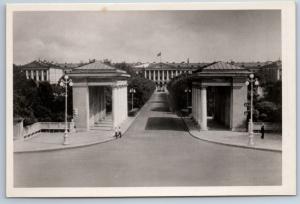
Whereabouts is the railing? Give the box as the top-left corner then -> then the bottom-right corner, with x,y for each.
252,122 -> 282,132
15,122 -> 73,140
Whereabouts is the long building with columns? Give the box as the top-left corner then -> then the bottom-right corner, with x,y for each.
134,62 -> 206,91
19,60 -> 66,84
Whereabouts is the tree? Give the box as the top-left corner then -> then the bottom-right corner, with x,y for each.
13,65 -> 73,125
114,63 -> 156,109
252,80 -> 282,122
167,74 -> 192,113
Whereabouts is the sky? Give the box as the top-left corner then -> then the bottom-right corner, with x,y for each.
13,10 -> 281,65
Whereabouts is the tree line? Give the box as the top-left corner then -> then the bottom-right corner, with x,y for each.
13,63 -> 155,126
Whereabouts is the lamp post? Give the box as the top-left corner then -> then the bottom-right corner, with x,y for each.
245,73 -> 259,146
59,75 -> 73,145
184,88 -> 191,108
129,88 -> 136,111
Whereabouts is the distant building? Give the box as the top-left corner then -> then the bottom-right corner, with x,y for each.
258,60 -> 282,83
133,62 -> 208,91
19,60 -> 84,84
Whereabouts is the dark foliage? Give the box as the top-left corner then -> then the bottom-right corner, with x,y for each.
167,74 -> 192,112
13,65 -> 73,126
115,63 -> 156,109
253,81 -> 282,122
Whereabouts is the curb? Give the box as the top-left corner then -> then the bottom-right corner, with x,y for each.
181,117 -> 282,153
14,91 -> 155,154
14,137 -> 117,154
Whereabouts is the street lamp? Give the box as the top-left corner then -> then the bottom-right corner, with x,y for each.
59,75 -> 73,145
129,88 -> 136,111
184,88 -> 191,108
245,73 -> 259,146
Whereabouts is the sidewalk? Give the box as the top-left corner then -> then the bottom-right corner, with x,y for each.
14,112 -> 140,153
182,117 -> 282,152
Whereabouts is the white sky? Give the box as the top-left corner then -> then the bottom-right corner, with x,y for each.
13,10 -> 281,65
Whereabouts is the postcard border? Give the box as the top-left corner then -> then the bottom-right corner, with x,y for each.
6,1 -> 296,197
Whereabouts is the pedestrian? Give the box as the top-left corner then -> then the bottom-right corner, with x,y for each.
118,126 -> 122,138
114,127 -> 119,139
261,123 -> 265,139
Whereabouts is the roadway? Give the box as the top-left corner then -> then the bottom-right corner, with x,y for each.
14,92 -> 281,187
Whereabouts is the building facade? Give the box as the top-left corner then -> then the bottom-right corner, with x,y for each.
134,62 -> 205,91
20,60 -> 66,84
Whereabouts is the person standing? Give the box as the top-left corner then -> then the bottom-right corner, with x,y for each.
261,123 -> 265,139
118,126 -> 122,138
114,127 -> 119,139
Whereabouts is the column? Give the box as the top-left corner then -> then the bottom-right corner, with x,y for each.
25,70 -> 29,79
153,70 -> 156,82
144,70 -> 147,78
73,86 -> 90,130
112,86 -> 118,128
158,70 -> 160,81
124,86 -> 128,120
192,88 -> 195,120
30,70 -> 34,79
118,87 -> 122,124
149,71 -> 152,80
36,70 -> 39,81
200,87 -> 207,130
167,70 -> 169,81
171,70 -> 173,78
121,87 -> 125,122
41,70 -> 44,81
231,84 -> 247,131
46,70 -> 49,81
99,87 -> 103,120
162,70 -> 165,81
102,87 -> 106,119
196,88 -> 199,123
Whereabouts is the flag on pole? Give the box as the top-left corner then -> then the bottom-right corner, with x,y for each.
157,52 -> 161,57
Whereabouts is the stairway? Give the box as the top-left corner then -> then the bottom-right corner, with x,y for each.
91,115 -> 113,131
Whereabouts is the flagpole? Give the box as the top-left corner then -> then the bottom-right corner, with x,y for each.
160,52 -> 162,69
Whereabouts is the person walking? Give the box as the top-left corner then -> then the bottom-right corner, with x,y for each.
261,123 -> 265,139
114,127 -> 119,139
118,126 -> 122,138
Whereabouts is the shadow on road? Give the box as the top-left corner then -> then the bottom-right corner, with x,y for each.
149,101 -> 166,103
151,107 -> 170,112
145,117 -> 186,131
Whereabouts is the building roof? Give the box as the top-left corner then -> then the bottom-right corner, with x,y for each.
20,60 -> 60,70
68,61 -> 130,78
201,61 -> 245,71
73,61 -> 116,71
193,61 -> 250,77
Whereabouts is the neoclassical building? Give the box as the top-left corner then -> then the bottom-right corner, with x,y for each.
191,61 -> 250,131
134,62 -> 205,91
19,60 -> 65,84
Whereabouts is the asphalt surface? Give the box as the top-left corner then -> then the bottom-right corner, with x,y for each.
14,92 -> 282,187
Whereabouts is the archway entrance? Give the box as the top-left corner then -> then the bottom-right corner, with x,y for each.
68,61 -> 130,131
191,62 -> 250,132
207,86 -> 231,130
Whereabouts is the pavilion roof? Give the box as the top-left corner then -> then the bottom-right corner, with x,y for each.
193,61 -> 250,77
68,61 -> 130,78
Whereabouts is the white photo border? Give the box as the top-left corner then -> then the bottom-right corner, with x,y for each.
6,1 -> 296,197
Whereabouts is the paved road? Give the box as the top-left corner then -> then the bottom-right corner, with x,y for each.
14,92 -> 281,187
